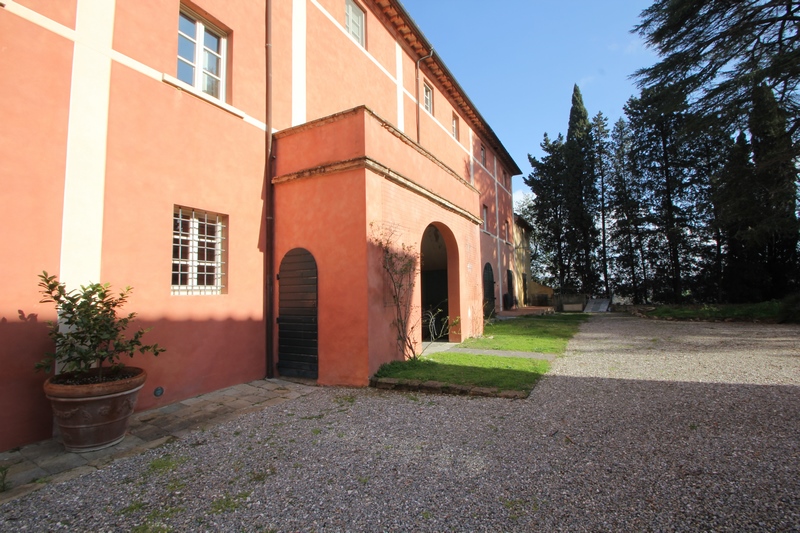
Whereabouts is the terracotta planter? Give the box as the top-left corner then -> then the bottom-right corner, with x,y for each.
43,367 -> 147,453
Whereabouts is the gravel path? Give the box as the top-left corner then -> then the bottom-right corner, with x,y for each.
2,314 -> 799,532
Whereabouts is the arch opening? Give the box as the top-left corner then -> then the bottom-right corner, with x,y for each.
420,223 -> 460,342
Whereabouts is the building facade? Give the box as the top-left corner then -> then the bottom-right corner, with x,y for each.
0,0 -> 521,451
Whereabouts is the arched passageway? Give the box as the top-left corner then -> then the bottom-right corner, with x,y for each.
420,224 -> 460,342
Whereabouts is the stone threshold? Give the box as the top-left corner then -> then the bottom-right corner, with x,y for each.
369,377 -> 529,399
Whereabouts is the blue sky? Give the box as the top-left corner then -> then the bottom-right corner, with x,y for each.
398,0 -> 658,206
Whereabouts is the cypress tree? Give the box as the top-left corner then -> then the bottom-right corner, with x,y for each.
748,84 -> 799,297
564,85 -> 600,294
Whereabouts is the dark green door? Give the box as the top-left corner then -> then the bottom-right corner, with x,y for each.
277,248 -> 318,379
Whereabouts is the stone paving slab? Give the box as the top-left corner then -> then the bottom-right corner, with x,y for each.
0,378 -> 317,503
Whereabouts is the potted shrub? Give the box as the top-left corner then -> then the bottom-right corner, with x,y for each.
36,271 -> 165,452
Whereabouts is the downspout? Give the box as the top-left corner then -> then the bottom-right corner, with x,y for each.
265,0 -> 275,378
415,48 -> 434,143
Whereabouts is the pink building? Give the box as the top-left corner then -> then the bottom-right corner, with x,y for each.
0,0 -> 521,451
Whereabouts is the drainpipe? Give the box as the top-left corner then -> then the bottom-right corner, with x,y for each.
265,0 -> 275,378
415,48 -> 434,144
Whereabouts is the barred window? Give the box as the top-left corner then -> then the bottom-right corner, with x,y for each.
172,207 -> 226,295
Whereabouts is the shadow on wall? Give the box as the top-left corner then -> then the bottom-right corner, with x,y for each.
0,314 -> 267,452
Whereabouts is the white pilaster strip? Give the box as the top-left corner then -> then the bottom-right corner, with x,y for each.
469,130 -> 474,184
60,0 -> 115,287
292,0 -> 307,126
395,42 -> 404,133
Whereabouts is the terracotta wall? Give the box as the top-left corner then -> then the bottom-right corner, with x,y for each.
0,6 -> 75,450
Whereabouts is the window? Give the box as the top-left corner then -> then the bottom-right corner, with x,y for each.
502,170 -> 509,189
423,82 -> 433,113
177,8 -> 226,100
172,206 -> 226,295
480,144 -> 486,166
345,0 -> 365,46
482,205 -> 489,231
452,113 -> 459,140
504,220 -> 510,242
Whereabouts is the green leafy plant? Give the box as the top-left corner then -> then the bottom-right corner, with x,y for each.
36,271 -> 165,381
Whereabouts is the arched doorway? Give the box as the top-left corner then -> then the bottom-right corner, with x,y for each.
277,248 -> 318,379
420,224 -> 460,342
483,263 -> 495,318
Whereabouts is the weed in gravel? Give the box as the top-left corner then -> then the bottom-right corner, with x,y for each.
311,428 -> 322,435
249,467 -> 276,482
146,506 -> 184,521
132,522 -> 172,533
166,479 -> 185,492
148,455 -> 187,475
335,395 -> 356,405
119,501 -> 146,515
210,491 -> 250,514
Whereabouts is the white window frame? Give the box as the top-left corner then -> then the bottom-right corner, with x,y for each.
172,206 -> 227,295
452,112 -> 459,140
480,144 -> 486,167
177,8 -> 227,101
423,82 -> 433,113
482,205 -> 489,232
345,0 -> 365,47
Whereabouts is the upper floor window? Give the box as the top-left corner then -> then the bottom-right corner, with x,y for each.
482,205 -> 489,231
504,220 -> 510,242
423,82 -> 433,113
172,206 -> 227,295
345,0 -> 365,47
502,170 -> 509,189
452,113 -> 459,140
480,144 -> 486,166
177,9 -> 226,100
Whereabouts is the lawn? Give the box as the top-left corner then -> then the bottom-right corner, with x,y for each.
374,313 -> 588,393
644,301 -> 783,322
457,313 -> 589,354
373,352 -> 550,391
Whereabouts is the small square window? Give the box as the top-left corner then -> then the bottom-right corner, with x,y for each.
423,82 -> 433,113
172,206 -> 227,295
177,8 -> 227,100
480,144 -> 486,166
345,0 -> 365,47
452,113 -> 459,140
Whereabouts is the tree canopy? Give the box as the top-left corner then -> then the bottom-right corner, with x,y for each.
635,0 -> 800,139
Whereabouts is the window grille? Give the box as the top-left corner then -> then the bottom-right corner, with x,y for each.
172,207 -> 226,295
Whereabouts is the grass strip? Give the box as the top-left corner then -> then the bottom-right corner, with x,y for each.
374,352 -> 550,392
457,313 -> 589,354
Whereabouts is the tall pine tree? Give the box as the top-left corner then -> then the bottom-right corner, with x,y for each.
591,112 -> 612,297
608,117 -> 651,303
525,134 -> 571,291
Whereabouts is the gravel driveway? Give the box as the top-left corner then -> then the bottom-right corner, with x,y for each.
2,314 -> 799,532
